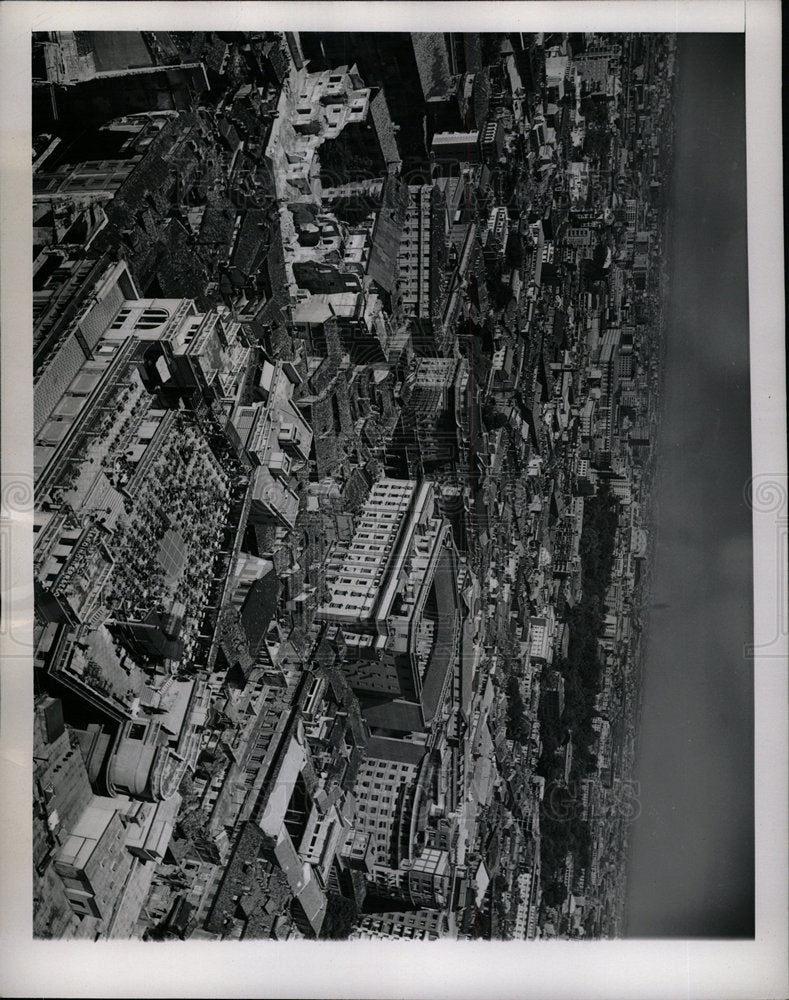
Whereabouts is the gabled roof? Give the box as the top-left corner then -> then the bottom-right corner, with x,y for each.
198,204 -> 236,246
366,175 -> 409,294
419,543 -> 460,724
203,820 -> 267,933
362,698 -> 425,735
261,38 -> 289,86
365,735 -> 427,766
341,466 -> 372,511
108,116 -> 200,217
218,117 -> 242,152
240,571 -> 281,659
471,70 -> 492,129
230,209 -> 269,279
411,33 -> 453,100
368,90 -> 401,170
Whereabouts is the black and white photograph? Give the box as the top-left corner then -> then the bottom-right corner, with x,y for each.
0,2 -> 786,997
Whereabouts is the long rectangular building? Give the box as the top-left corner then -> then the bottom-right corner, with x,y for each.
316,478 -> 438,634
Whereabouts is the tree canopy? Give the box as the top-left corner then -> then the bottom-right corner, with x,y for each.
536,487 -> 620,880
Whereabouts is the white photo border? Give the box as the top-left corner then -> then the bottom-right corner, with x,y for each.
1,3 -> 786,997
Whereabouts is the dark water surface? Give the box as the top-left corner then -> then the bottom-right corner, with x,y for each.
624,34 -> 754,937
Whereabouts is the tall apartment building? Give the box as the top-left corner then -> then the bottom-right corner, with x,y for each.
33,114 -> 175,212
293,64 -> 372,141
623,197 -> 639,229
229,360 -> 313,530
351,741 -> 457,909
397,185 -> 436,324
431,131 -> 480,165
633,231 -> 651,289
368,845 -> 453,910
563,225 -> 597,252
528,606 -> 556,665
486,205 -> 509,256
512,869 -> 535,938
594,326 -> 622,457
351,742 -> 425,866
319,477 -> 462,736
404,357 -> 459,417
35,157 -> 140,206
34,695 -> 95,875
317,478 -> 433,633
34,695 -> 181,938
352,907 -> 446,940
53,798 -> 134,923
299,32 -> 452,162
479,119 -> 505,163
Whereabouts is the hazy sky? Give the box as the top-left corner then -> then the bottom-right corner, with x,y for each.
625,33 -> 754,938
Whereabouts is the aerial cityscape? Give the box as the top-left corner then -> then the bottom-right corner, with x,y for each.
30,27 -> 726,943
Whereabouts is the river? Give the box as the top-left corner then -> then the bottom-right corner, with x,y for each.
624,33 -> 754,938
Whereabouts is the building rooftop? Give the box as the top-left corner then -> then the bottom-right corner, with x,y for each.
366,176 -> 410,295
412,33 -> 453,100
368,89 -> 402,171
239,572 -> 281,660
